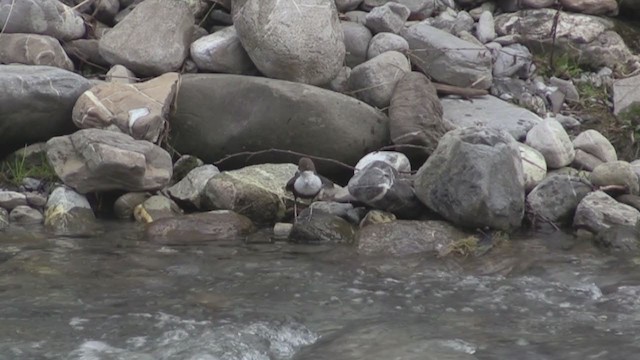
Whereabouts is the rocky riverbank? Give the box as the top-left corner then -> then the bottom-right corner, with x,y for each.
2,0 -> 640,256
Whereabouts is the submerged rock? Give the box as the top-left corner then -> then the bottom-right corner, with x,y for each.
133,195 -> 183,224
9,205 -> 43,225
0,207 -> 7,230
114,192 -> 151,220
145,210 -> 255,244
289,209 -> 357,244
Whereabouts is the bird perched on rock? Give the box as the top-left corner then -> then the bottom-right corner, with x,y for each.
286,157 -> 333,221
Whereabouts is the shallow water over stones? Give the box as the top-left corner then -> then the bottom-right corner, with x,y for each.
1,223 -> 639,359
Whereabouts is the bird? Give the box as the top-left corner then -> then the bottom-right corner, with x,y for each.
286,157 -> 333,221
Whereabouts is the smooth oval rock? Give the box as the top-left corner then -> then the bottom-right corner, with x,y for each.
572,129 -> 617,163
233,0 -> 345,85
145,210 -> 255,244
9,205 -> 43,225
190,26 -> 256,74
525,118 -> 575,169
169,74 -> 389,177
0,65 -> 92,158
347,50 -> 411,109
99,0 -> 194,76
367,32 -> 409,60
342,21 -> 372,68
0,191 -> 27,210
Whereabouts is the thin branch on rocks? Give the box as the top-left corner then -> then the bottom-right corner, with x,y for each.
548,2 -> 562,72
70,0 -> 95,11
213,149 -> 357,171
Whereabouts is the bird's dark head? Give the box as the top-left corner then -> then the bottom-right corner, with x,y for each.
298,157 -> 316,172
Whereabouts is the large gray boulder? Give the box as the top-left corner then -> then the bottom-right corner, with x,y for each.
0,65 -> 92,159
233,0 -> 345,85
99,0 -> 194,76
46,129 -> 173,194
0,34 -> 73,71
169,74 -> 389,177
414,127 -> 525,230
0,0 -> 85,41
402,23 -> 493,89
441,95 -> 541,141
527,174 -> 592,224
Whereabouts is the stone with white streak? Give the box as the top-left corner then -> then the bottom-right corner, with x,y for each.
0,34 -> 73,71
72,73 -> 179,143
0,0 -> 85,41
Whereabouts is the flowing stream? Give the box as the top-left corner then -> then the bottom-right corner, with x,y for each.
1,222 -> 639,359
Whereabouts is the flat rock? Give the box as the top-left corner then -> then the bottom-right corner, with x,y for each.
190,26 -> 256,74
402,23 -> 492,89
99,0 -> 194,76
233,0 -> 345,85
441,95 -> 542,141
72,72 -> 179,143
44,186 -> 96,235
414,127 -> 525,231
356,220 -> 468,256
0,191 -> 27,210
525,118 -> 575,169
347,51 -> 411,109
574,191 -> 640,234
145,210 -> 255,244
167,164 -> 220,210
203,163 -> 298,224
0,65 -> 93,158
0,0 -> 85,41
169,74 -> 389,178
527,174 -> 592,224
0,33 -> 73,70
46,129 -> 173,194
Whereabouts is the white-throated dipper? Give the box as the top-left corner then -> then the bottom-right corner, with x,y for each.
286,157 -> 333,221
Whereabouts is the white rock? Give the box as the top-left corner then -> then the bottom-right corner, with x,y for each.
525,119 -> 575,169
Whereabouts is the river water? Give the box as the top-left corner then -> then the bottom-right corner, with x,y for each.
0,222 -> 639,360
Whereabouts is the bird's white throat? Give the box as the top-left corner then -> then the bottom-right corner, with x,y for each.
294,170 -> 322,197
